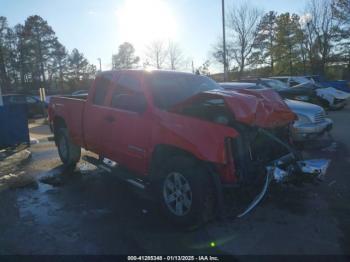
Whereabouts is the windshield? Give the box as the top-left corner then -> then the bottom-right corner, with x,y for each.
261,79 -> 288,90
147,72 -> 221,109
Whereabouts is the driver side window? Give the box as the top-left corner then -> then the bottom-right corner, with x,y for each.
111,74 -> 147,113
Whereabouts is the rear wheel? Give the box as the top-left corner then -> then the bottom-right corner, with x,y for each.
56,128 -> 81,168
156,156 -> 216,228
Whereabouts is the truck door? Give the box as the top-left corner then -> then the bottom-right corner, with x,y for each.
102,72 -> 151,175
84,72 -> 117,155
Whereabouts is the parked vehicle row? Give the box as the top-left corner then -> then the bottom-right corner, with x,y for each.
270,76 -> 350,110
306,75 -> 350,93
48,70 -> 331,228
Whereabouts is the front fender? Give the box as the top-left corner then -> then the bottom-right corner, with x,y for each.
151,110 -> 239,165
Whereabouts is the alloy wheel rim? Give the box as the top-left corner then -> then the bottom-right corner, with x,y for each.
163,172 -> 192,216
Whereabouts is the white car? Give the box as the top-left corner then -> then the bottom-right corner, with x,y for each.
271,76 -> 350,110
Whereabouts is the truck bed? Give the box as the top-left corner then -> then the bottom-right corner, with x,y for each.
49,96 -> 86,147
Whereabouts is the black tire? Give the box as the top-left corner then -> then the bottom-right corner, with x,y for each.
56,128 -> 81,168
155,156 -> 216,228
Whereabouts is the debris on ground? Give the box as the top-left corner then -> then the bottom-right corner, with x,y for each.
328,180 -> 336,187
0,145 -> 34,192
322,142 -> 338,153
0,149 -> 31,176
30,138 -> 40,145
0,171 -> 37,192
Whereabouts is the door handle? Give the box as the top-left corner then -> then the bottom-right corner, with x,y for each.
104,115 -> 115,123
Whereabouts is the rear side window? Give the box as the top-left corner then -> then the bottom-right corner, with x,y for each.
93,76 -> 110,105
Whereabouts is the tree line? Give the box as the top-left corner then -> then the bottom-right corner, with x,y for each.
111,40 -> 186,71
1,0 -> 349,94
0,15 -> 96,93
212,0 -> 350,80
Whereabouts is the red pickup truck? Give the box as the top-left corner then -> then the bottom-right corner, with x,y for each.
48,70 -> 330,227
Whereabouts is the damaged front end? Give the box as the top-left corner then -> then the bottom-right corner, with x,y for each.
268,156 -> 330,183
256,128 -> 330,183
231,126 -> 331,217
169,88 -> 331,216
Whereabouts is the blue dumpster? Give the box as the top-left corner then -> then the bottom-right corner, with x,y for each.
0,104 -> 30,149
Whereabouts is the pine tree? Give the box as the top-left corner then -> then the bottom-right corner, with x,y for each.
0,16 -> 11,89
112,42 -> 139,69
274,13 -> 302,75
253,11 -> 277,73
23,15 -> 58,89
68,48 -> 96,82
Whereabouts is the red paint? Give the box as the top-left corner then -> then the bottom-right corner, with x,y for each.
49,70 -> 296,184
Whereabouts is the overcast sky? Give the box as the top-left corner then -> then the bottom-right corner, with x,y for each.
1,0 -> 308,72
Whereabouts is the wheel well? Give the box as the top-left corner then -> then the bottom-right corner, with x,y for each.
149,144 -> 217,176
53,117 -> 66,144
53,116 -> 66,130
150,144 -> 194,174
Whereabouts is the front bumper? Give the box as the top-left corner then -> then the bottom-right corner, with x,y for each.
292,118 -> 333,141
330,99 -> 347,109
268,157 -> 331,183
237,154 -> 331,218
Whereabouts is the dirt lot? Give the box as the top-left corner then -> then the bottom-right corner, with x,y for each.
0,106 -> 349,255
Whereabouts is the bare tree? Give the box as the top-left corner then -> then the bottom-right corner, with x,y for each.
212,38 -> 235,72
145,40 -> 167,69
228,3 -> 261,78
167,41 -> 183,70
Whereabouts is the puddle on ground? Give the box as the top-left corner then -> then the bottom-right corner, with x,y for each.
16,181 -> 62,226
321,142 -> 338,153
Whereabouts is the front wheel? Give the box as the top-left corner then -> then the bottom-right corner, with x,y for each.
156,156 -> 216,228
56,128 -> 81,168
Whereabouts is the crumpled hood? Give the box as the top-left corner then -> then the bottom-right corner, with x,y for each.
284,99 -> 323,115
171,88 -> 296,128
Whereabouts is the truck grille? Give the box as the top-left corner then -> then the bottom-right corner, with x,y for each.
314,111 -> 325,123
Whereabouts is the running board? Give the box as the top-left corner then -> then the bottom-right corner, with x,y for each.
126,179 -> 146,190
82,155 -> 147,190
